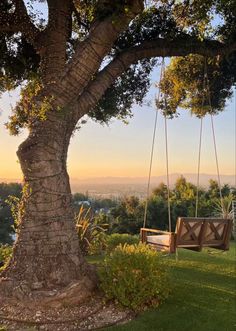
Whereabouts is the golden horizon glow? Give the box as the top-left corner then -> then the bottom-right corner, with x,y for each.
0,88 -> 235,182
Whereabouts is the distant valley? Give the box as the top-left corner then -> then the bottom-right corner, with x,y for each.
1,173 -> 235,198
70,173 -> 235,198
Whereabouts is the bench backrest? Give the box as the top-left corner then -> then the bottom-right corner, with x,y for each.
175,217 -> 233,251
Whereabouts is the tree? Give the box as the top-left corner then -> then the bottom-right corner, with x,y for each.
0,0 -> 235,302
147,194 -> 169,230
110,196 -> 143,234
172,175 -> 197,217
152,182 -> 168,199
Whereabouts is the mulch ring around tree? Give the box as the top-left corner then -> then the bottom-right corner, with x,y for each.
0,296 -> 134,331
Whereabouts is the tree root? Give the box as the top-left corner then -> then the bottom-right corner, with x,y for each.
0,275 -> 97,308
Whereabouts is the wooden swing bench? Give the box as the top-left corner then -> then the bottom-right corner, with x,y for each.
141,217 -> 233,253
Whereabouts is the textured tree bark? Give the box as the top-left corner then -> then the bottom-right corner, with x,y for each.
0,111 -> 96,302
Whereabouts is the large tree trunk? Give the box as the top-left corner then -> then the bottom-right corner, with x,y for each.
0,111 -> 96,303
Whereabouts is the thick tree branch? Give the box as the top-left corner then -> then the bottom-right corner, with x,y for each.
0,0 -> 73,85
38,0 -> 73,84
51,0 -> 144,106
74,37 -> 236,121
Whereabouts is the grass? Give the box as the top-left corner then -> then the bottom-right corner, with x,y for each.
88,242 -> 236,331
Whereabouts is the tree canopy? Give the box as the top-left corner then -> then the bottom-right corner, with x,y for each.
0,0 -> 235,134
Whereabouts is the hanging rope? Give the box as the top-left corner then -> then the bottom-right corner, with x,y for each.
195,59 -> 207,217
160,62 -> 171,232
210,114 -> 224,210
143,59 -> 165,228
195,117 -> 203,218
195,59 -> 224,216
161,59 -> 172,232
164,110 -> 172,232
205,64 -> 224,213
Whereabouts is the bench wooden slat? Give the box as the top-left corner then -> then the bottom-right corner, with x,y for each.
141,217 -> 233,253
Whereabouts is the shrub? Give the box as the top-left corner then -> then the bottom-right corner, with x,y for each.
213,194 -> 234,219
76,206 -> 108,255
99,243 -> 171,311
105,233 -> 139,252
0,245 -> 12,269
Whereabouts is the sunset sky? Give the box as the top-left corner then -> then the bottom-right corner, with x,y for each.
0,69 -> 235,181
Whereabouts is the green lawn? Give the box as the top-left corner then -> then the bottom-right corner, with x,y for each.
90,242 -> 236,331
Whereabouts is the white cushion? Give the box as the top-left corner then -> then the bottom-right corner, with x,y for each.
147,234 -> 170,246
